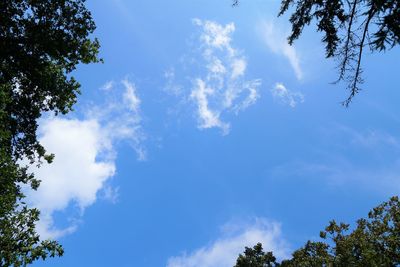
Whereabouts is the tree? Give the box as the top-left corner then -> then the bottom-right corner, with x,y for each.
234,243 -> 279,267
0,144 -> 63,266
234,196 -> 400,266
233,0 -> 400,106
0,0 -> 100,265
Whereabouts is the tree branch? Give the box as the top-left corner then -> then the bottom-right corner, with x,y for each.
337,0 -> 358,82
343,7 -> 376,106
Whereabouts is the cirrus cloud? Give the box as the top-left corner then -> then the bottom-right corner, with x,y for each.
271,83 -> 304,108
259,19 -> 303,81
166,19 -> 262,135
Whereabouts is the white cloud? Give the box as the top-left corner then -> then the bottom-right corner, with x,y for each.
193,19 -> 235,52
195,19 -> 262,132
122,79 -> 141,113
164,68 -> 183,96
100,81 -> 114,91
89,79 -> 146,161
231,79 -> 262,113
190,79 -> 230,135
231,59 -> 247,79
167,218 -> 290,267
166,19 -> 261,135
30,118 -> 114,239
27,79 -> 146,239
102,185 -> 120,204
271,83 -> 304,108
259,20 -> 303,80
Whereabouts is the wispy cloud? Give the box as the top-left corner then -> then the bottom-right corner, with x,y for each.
190,78 -> 230,134
335,125 -> 400,149
270,125 -> 400,194
102,185 -> 120,204
100,80 -> 114,91
271,83 -> 304,108
167,218 -> 290,267
166,19 -> 262,135
259,20 -> 303,80
164,68 -> 183,96
28,79 -> 146,239
89,79 -> 146,161
273,159 -> 400,195
122,79 -> 141,113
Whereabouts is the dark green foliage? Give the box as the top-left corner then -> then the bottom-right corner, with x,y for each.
235,243 -> 279,267
0,0 -> 100,265
0,0 -> 101,161
0,129 -> 64,266
235,196 -> 400,266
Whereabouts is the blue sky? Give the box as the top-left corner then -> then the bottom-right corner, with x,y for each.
31,0 -> 400,266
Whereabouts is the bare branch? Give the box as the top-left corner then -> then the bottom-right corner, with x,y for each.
343,7 -> 376,106
336,0 -> 359,83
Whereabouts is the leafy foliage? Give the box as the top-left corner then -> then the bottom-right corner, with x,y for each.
235,196 -> 400,266
234,243 -> 279,267
0,0 -> 100,265
0,126 -> 63,266
1,0 -> 101,161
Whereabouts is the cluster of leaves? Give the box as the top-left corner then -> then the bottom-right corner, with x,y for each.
234,196 -> 400,266
235,243 -> 278,267
0,147 -> 63,266
0,0 -> 100,265
1,0 -> 101,161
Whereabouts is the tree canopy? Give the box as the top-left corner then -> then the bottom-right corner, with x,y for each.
234,243 -> 279,267
235,196 -> 400,266
0,0 -> 100,265
1,0 -> 100,161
